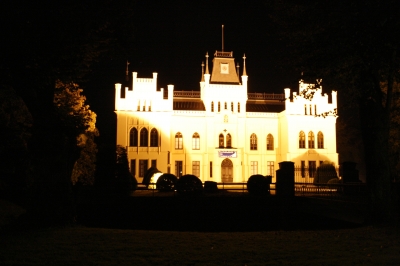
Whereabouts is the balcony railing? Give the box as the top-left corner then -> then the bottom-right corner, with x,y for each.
248,93 -> 285,100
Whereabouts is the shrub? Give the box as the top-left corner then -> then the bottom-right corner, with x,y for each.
204,181 -> 218,193
156,174 -> 178,192
176,175 -> 203,195
314,163 -> 338,185
247,175 -> 270,195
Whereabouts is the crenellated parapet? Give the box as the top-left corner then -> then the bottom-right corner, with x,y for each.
115,72 -> 174,112
284,80 -> 337,117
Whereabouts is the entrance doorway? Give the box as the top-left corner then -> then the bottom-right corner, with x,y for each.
221,158 -> 233,182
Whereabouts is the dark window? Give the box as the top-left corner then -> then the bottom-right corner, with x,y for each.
130,159 -> 136,178
238,102 -> 240,113
250,133 -> 257,150
309,161 -> 316,177
219,134 -> 224,148
139,160 -> 148,177
218,102 -> 221,112
140,128 -> 148,147
129,128 -> 138,147
317,131 -> 324,149
151,159 -> 157,168
211,102 -> 214,112
150,128 -> 158,147
226,133 -> 232,148
210,161 -> 213,177
175,161 -> 183,178
267,134 -> 274,150
299,131 -> 306,148
308,131 -> 315,149
301,161 -> 306,177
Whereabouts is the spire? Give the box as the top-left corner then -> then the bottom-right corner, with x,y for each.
125,60 -> 130,81
201,61 -> 205,82
242,54 -> 247,76
205,52 -> 209,74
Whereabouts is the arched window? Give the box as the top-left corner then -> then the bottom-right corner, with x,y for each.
317,131 -> 324,149
238,102 -> 240,113
308,131 -> 315,148
211,102 -> 214,112
150,128 -> 158,147
226,133 -> 232,148
299,131 -> 305,148
219,133 -> 224,148
175,132 -> 183,149
129,127 -> 138,147
192,132 -> 200,150
140,128 -> 148,147
218,102 -> 221,112
250,133 -> 257,150
267,134 -> 274,150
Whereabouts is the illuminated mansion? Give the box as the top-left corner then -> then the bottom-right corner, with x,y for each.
115,50 -> 338,183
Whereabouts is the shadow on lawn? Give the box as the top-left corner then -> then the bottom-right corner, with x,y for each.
76,193 -> 362,232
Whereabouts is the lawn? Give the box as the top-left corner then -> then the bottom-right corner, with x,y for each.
1,224 -> 400,265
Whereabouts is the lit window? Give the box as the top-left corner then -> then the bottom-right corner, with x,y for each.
317,131 -> 324,149
224,115 -> 228,123
140,128 -> 148,147
192,132 -> 200,150
129,127 -> 138,147
192,161 -> 200,178
250,133 -> 257,150
250,161 -> 258,175
150,128 -> 158,147
267,134 -> 274,150
175,132 -> 183,150
299,131 -> 305,148
219,133 -> 224,148
308,131 -> 315,149
226,133 -> 232,148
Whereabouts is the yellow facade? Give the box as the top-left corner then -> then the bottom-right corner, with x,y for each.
115,51 -> 338,183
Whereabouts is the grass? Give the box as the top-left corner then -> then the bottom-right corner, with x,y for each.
1,225 -> 400,265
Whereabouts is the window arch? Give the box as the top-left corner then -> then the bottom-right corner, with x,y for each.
219,133 -> 224,148
299,131 -> 306,148
250,133 -> 257,150
175,132 -> 183,149
308,131 -> 315,148
129,127 -> 138,147
267,134 -> 274,150
317,131 -> 324,149
150,128 -> 158,147
140,128 -> 148,147
192,132 -> 200,150
226,133 -> 232,148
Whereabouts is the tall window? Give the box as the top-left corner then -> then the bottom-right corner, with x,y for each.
250,133 -> 257,150
250,161 -> 258,175
150,128 -> 158,147
129,128 -> 138,147
226,133 -> 232,148
219,133 -> 224,148
175,161 -> 183,178
301,161 -> 306,177
309,161 -> 316,177
231,102 -> 234,112
267,134 -> 274,150
218,102 -> 221,112
304,104 -> 307,115
175,132 -> 183,149
308,131 -> 315,148
210,161 -> 213,177
151,160 -> 157,168
238,102 -> 240,113
192,161 -> 200,177
130,159 -> 136,178
224,102 -> 227,109
317,131 -> 324,149
140,128 -> 148,147
192,132 -> 200,150
267,161 -> 274,177
139,160 -> 148,177
299,131 -> 306,148
211,101 -> 214,112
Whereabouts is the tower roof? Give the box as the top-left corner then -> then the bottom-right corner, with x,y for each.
210,50 -> 240,84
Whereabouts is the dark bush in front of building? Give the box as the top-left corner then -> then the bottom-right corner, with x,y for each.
156,173 -> 178,192
204,181 -> 218,193
314,163 -> 338,185
247,174 -> 270,195
176,174 -> 203,195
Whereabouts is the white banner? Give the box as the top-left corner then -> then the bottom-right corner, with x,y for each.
218,151 -> 237,158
